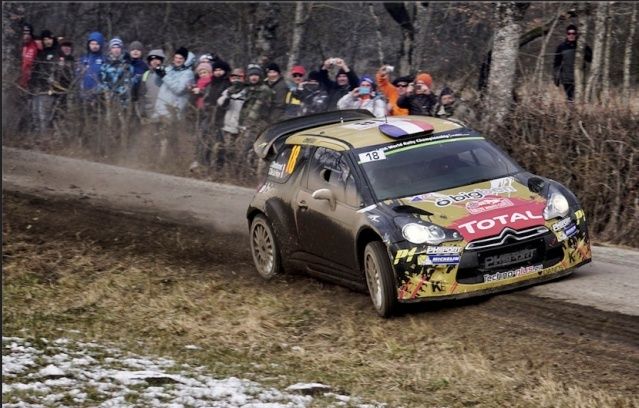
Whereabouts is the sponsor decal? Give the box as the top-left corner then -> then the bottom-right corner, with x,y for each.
483,248 -> 535,269
368,215 -> 381,223
341,120 -> 379,130
458,211 -> 543,234
466,197 -> 514,214
483,264 -> 543,283
358,149 -> 386,163
268,162 -> 284,178
564,224 -> 577,237
411,177 -> 516,207
552,217 -> 572,232
285,145 -> 301,174
426,246 -> 462,254
418,255 -> 461,265
394,247 -> 417,265
257,182 -> 274,194
575,209 -> 586,225
301,137 -> 317,144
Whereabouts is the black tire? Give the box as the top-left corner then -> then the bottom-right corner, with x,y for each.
249,214 -> 282,280
363,241 -> 397,317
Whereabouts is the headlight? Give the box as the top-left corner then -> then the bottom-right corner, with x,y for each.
543,188 -> 570,220
402,223 -> 447,245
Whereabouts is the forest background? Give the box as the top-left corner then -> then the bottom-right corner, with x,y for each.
2,1 -> 638,247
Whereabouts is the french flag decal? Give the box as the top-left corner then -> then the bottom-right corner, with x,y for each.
378,120 -> 434,138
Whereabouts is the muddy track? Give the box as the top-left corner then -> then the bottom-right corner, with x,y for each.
4,190 -> 639,396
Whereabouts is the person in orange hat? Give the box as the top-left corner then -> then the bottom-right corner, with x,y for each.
397,72 -> 437,116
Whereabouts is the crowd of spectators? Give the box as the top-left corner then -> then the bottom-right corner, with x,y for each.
18,23 -> 476,177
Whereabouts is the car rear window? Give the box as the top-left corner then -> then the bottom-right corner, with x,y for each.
353,137 -> 522,201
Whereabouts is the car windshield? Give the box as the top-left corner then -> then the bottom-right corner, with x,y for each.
353,136 -> 522,201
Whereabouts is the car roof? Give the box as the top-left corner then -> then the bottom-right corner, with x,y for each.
284,115 -> 466,150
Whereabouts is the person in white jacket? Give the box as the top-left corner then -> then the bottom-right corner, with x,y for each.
337,75 -> 387,118
216,68 -> 246,176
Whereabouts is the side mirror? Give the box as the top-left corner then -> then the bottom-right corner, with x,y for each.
312,188 -> 336,211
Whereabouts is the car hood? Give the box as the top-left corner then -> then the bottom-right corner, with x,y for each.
385,176 -> 548,241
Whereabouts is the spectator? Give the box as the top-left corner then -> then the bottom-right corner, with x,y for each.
433,86 -> 476,125
98,37 -> 135,107
397,73 -> 437,116
139,49 -> 165,120
284,64 -> 305,118
375,65 -> 410,116
28,30 -> 59,134
152,47 -> 195,159
292,70 -> 329,116
337,75 -> 387,118
319,57 -> 359,111
20,23 -> 40,90
216,68 -> 247,175
553,24 -> 593,102
263,62 -> 288,123
52,38 -> 75,121
201,59 -> 232,172
189,60 -> 214,173
127,40 -> 149,117
78,31 -> 106,102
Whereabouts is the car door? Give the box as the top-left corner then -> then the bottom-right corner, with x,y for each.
294,147 -> 362,275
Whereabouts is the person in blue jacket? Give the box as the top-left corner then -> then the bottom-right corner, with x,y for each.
77,31 -> 105,102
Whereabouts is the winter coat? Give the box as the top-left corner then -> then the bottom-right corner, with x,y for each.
20,40 -> 40,89
319,67 -> 360,111
28,40 -> 59,94
434,99 -> 476,125
139,68 -> 163,118
239,82 -> 274,131
129,57 -> 148,102
376,72 -> 408,116
337,93 -> 387,118
397,93 -> 437,116
78,32 -> 106,100
98,53 -> 135,106
292,84 -> 329,116
553,40 -> 593,85
53,53 -> 75,95
284,86 -> 303,118
203,74 -> 231,128
265,76 -> 289,123
217,83 -> 247,134
153,53 -> 196,120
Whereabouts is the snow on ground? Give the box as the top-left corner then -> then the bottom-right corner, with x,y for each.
2,336 -> 385,408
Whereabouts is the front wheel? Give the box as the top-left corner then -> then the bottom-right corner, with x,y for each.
363,241 -> 397,318
249,214 -> 282,280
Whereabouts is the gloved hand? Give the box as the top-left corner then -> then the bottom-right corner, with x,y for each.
155,66 -> 166,78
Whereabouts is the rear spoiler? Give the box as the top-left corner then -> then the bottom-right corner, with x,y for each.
253,109 -> 375,160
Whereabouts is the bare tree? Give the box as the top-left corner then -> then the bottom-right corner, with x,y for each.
585,2 -> 608,103
369,3 -> 385,66
574,2 -> 591,104
601,2 -> 614,104
482,2 -> 529,129
383,2 -> 416,74
287,2 -> 311,73
533,4 -> 564,87
622,3 -> 637,100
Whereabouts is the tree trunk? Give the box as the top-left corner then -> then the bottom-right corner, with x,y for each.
412,3 -> 432,75
383,2 -> 416,75
254,3 -> 281,64
287,2 -> 311,73
482,2 -> 528,130
534,4 -> 564,86
601,2 -> 614,104
574,3 -> 591,104
369,3 -> 385,66
585,2 -> 608,103
622,3 -> 637,100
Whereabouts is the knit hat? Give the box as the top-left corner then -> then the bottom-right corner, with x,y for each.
59,38 -> 73,47
360,75 -> 375,88
392,75 -> 413,86
246,63 -> 264,78
109,36 -> 123,49
22,23 -> 34,35
439,86 -> 454,98
566,24 -> 578,32
147,49 -> 166,62
416,73 -> 433,88
336,68 -> 348,77
265,62 -> 281,74
196,61 -> 213,74
291,65 -> 306,76
212,60 -> 231,73
40,30 -> 54,40
307,70 -> 321,82
129,40 -> 144,52
174,46 -> 189,60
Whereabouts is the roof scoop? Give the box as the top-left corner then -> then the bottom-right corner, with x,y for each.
378,119 -> 434,139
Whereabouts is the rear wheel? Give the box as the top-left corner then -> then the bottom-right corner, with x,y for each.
363,241 -> 397,317
249,214 -> 282,280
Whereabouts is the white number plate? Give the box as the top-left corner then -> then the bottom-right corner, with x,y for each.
358,149 -> 386,163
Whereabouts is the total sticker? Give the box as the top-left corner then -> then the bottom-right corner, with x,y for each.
358,149 -> 386,163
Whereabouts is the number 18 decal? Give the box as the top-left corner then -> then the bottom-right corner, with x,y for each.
358,149 -> 386,163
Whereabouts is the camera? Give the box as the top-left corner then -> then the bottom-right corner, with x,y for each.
329,58 -> 337,65
383,65 -> 395,73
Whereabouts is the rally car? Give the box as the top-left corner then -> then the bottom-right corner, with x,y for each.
246,110 -> 592,317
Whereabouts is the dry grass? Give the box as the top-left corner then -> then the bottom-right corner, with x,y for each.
3,194 -> 638,407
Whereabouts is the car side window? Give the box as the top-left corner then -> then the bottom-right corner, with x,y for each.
308,147 -> 360,207
267,145 -> 308,183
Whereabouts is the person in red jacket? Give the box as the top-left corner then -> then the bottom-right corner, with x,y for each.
20,23 -> 40,90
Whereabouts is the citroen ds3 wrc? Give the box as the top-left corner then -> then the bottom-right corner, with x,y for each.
246,110 -> 592,317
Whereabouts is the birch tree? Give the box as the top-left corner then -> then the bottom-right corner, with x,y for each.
533,4 -> 564,87
574,3 -> 591,104
286,2 -> 311,73
584,2 -> 608,103
369,3 -> 385,66
482,2 -> 529,130
601,3 -> 613,104
622,3 -> 637,100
